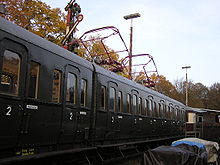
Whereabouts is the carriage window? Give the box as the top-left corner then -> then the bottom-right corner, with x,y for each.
118,91 -> 123,112
175,107 -> 179,120
149,99 -> 153,117
168,106 -> 171,119
216,115 -> 220,123
154,102 -> 158,117
160,101 -> 165,118
138,97 -> 142,115
198,116 -> 203,123
66,73 -> 77,104
127,94 -> 131,113
133,94 -> 137,115
187,112 -> 196,123
109,87 -> 116,112
81,79 -> 87,106
101,86 -> 106,109
0,50 -> 20,96
144,99 -> 149,116
169,104 -> 174,119
163,104 -> 167,118
169,106 -> 173,119
172,107 -> 175,119
158,103 -> 162,118
181,109 -> 185,121
162,104 -> 164,117
180,110 -> 183,121
52,70 -> 61,103
28,62 -> 40,98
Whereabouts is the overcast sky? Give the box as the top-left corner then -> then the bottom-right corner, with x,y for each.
41,0 -> 220,87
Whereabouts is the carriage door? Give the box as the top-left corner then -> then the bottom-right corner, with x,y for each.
196,115 -> 203,138
131,90 -> 140,137
61,65 -> 80,144
0,39 -> 27,150
107,82 -> 119,139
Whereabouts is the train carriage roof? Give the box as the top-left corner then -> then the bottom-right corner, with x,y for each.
0,17 -> 92,70
186,107 -> 220,113
94,63 -> 185,107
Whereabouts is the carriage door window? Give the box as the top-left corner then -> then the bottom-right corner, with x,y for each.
81,79 -> 87,107
160,101 -> 165,118
109,87 -> 116,112
149,99 -> 153,117
0,50 -> 20,96
138,97 -> 142,115
133,94 -> 137,115
52,70 -> 61,103
127,94 -> 131,113
144,99 -> 149,116
154,102 -> 158,117
169,104 -> 174,119
118,91 -> 123,112
66,73 -> 77,104
28,62 -> 40,98
101,86 -> 106,109
181,109 -> 185,121
158,103 -> 162,118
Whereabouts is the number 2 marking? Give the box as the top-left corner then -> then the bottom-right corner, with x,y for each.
6,106 -> 12,116
69,112 -> 73,120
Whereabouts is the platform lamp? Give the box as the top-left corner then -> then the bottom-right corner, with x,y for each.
123,13 -> 141,79
182,66 -> 191,106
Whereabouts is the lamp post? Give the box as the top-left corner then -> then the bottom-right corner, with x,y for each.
124,13 -> 141,79
182,66 -> 191,106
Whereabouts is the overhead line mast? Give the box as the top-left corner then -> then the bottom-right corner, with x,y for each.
62,1 -> 158,88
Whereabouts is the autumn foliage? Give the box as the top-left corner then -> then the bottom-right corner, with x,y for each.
0,0 -> 66,45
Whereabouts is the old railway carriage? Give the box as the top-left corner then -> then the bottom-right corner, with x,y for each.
0,17 -> 186,160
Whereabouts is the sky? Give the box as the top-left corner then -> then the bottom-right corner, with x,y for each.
41,0 -> 220,87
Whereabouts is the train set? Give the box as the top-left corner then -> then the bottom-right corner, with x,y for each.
0,16 -> 220,164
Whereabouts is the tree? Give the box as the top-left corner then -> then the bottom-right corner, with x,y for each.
191,83 -> 209,108
187,82 -> 208,108
150,74 -> 180,100
0,0 -> 66,45
76,39 -> 118,61
207,83 -> 220,110
173,79 -> 209,108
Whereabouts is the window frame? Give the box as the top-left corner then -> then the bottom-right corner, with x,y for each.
118,91 -> 123,113
138,97 -> 142,115
80,79 -> 87,107
100,85 -> 106,110
149,98 -> 153,117
144,99 -> 149,116
126,93 -> 131,114
66,72 -> 77,104
109,86 -> 116,112
52,69 -> 62,103
132,94 -> 137,115
0,50 -> 21,96
28,61 -> 40,99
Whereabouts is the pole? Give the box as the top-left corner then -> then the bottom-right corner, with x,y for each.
129,20 -> 133,79
123,13 -> 140,80
185,69 -> 188,106
182,66 -> 191,106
